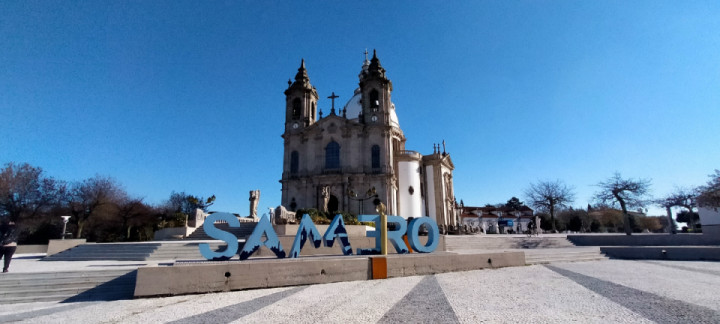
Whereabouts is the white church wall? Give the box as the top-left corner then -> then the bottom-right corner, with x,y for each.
425,165 -> 436,218
398,160 -> 422,219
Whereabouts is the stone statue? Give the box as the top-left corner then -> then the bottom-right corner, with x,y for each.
268,207 -> 276,225
274,205 -> 297,224
321,185 -> 330,213
249,190 -> 260,219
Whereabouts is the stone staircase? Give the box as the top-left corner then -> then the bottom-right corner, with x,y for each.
444,235 -> 608,264
44,241 -> 230,261
145,242 -> 229,261
185,222 -> 257,240
0,269 -> 136,304
444,236 -> 578,251
524,247 -> 607,265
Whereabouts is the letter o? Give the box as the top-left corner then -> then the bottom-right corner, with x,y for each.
407,217 -> 439,253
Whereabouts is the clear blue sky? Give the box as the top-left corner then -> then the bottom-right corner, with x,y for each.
2,1 -> 718,217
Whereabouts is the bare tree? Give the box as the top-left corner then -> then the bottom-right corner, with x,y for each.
594,173 -> 651,235
525,180 -> 575,233
116,197 -> 152,241
656,188 -> 697,234
0,162 -> 60,222
697,170 -> 720,208
65,175 -> 125,238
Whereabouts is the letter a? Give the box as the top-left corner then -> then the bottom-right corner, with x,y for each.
324,214 -> 353,255
288,214 -> 322,258
239,215 -> 286,260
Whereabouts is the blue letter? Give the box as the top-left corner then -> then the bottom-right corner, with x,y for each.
407,217 -> 439,253
288,214 -> 322,258
324,214 -> 353,255
356,215 -> 409,254
357,215 -> 380,255
239,216 -> 286,260
199,212 -> 239,260
387,216 -> 409,254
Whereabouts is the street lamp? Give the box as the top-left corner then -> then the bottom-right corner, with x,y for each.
347,186 -> 378,215
60,216 -> 71,240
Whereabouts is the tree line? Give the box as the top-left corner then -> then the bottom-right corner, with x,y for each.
483,196 -> 664,234
0,162 -> 215,244
522,171 -> 720,235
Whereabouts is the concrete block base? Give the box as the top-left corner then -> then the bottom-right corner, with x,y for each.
601,246 -> 720,261
702,225 -> 720,238
567,234 -> 720,246
46,239 -> 86,256
134,251 -> 525,298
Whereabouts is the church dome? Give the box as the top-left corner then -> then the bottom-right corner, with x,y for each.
343,88 -> 363,120
389,103 -> 400,128
342,88 -> 401,128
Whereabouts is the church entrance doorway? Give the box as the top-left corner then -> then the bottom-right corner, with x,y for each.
328,195 -> 339,213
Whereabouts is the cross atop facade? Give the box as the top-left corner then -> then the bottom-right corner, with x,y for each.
364,49 -> 369,61
328,92 -> 339,115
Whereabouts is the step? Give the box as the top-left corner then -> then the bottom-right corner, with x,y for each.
526,255 -> 608,265
0,269 -> 136,304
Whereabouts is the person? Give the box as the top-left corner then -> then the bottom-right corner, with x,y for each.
527,220 -> 536,236
1,220 -> 18,273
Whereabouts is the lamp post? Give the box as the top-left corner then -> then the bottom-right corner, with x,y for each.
61,216 -> 71,240
377,202 -> 388,255
346,186 -> 378,215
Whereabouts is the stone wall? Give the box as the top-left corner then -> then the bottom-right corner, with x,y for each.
567,234 -> 720,246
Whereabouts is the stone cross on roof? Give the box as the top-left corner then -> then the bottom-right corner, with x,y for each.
328,92 -> 339,115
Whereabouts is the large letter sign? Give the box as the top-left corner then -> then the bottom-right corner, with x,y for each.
199,212 -> 240,260
198,213 -> 439,260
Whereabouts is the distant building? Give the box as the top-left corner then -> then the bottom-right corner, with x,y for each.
279,51 -> 457,227
461,206 -> 534,234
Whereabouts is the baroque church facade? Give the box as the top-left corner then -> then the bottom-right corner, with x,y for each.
279,51 -> 458,227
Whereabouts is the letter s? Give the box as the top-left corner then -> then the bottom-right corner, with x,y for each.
199,212 -> 240,260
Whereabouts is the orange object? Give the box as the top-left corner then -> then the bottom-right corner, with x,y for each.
371,257 -> 387,279
402,235 -> 413,253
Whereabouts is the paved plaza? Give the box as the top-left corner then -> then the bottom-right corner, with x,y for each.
1,259 -> 719,323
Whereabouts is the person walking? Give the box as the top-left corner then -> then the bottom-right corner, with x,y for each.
1,220 -> 18,273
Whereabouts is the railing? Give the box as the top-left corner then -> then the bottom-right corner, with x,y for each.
282,165 -> 392,178
395,150 -> 422,160
397,150 -> 419,155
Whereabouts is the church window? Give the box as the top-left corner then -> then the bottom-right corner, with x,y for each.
371,145 -> 380,169
370,89 -> 379,109
292,98 -> 301,119
290,151 -> 299,174
325,141 -> 340,170
311,102 -> 316,121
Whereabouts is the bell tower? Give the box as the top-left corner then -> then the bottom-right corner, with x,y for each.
359,50 -> 393,126
284,59 -> 318,133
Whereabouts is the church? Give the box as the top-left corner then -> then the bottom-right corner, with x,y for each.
279,50 -> 458,227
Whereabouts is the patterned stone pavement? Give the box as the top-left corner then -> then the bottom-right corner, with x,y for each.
1,259 -> 719,323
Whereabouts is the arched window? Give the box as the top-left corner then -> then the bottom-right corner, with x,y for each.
325,141 -> 340,170
370,89 -> 379,108
371,145 -> 380,169
311,102 -> 316,121
290,151 -> 299,174
292,98 -> 301,119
